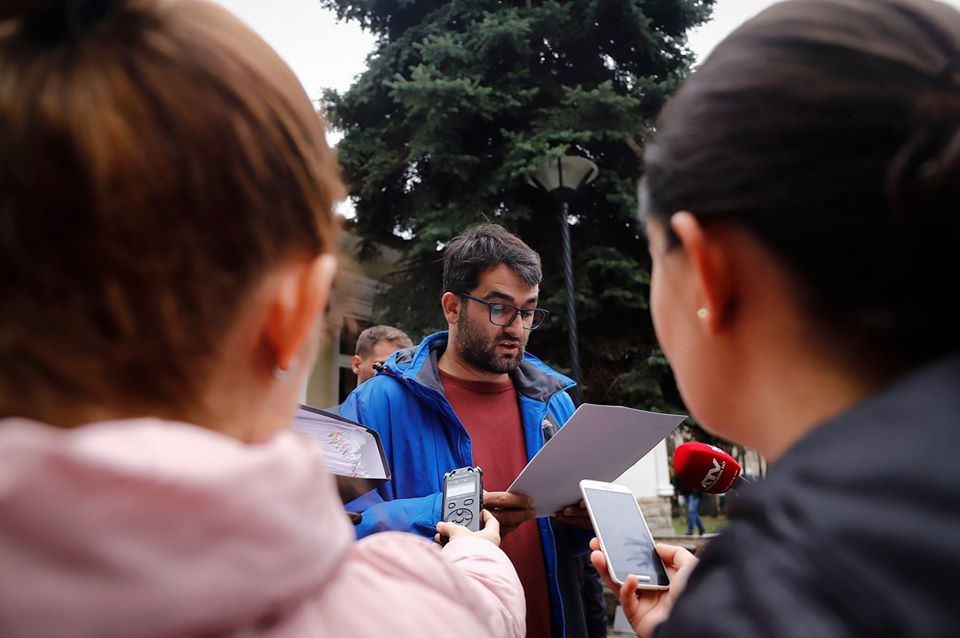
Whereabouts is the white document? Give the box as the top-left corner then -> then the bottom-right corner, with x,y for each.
508,403 -> 686,517
291,405 -> 389,480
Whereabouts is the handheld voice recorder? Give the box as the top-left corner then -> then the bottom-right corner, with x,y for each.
440,466 -> 483,543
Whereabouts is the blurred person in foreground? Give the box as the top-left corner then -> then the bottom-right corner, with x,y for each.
0,1 -> 523,637
591,0 -> 960,636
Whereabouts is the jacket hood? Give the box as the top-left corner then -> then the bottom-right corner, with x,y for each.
0,417 -> 354,638
386,331 -> 575,404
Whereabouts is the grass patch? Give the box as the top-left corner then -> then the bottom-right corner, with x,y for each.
671,514 -> 728,536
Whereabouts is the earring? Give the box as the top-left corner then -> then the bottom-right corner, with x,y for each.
271,358 -> 298,380
696,307 -> 710,320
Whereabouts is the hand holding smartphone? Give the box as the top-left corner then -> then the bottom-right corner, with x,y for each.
580,479 -> 670,590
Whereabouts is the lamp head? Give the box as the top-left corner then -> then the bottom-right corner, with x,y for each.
525,155 -> 598,199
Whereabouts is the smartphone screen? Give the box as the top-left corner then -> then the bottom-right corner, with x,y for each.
582,486 -> 670,587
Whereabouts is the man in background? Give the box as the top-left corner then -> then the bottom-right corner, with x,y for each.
352,325 -> 413,384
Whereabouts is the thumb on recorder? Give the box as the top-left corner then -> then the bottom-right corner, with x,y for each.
435,510 -> 502,547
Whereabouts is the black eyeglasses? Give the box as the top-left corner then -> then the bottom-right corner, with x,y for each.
458,293 -> 549,330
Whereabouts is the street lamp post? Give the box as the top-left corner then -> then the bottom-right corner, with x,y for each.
526,155 -> 598,405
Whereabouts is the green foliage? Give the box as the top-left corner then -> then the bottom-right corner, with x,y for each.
671,513 -> 728,536
322,0 -> 713,413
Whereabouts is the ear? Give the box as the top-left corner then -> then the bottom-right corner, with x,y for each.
441,291 -> 462,326
264,253 -> 338,374
351,354 -> 362,375
670,212 -> 735,333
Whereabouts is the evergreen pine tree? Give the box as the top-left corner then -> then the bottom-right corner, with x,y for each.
322,0 -> 714,412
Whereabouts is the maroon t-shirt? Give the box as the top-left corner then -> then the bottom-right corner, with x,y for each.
440,369 -> 553,638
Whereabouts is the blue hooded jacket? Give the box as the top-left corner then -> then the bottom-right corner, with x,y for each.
340,331 -> 590,638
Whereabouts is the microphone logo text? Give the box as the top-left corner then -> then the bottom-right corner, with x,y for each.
701,459 -> 725,490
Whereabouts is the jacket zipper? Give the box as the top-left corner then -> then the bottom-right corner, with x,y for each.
539,400 -> 567,638
545,515 -> 567,638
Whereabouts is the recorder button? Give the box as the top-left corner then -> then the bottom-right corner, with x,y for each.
446,508 -> 474,526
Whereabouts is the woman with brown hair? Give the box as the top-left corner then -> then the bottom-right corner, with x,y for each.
592,0 -> 960,636
0,1 -> 523,636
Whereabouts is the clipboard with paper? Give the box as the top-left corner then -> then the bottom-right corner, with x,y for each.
508,403 -> 687,517
291,404 -> 391,503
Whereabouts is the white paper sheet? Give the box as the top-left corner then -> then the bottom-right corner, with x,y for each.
291,406 -> 388,480
508,403 -> 686,516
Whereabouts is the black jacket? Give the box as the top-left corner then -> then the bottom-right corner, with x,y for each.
657,354 -> 960,637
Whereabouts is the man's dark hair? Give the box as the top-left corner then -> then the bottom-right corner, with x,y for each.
355,325 -> 413,357
442,224 -> 542,294
641,0 -> 960,372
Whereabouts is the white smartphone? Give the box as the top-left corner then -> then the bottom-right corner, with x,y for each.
580,479 -> 670,590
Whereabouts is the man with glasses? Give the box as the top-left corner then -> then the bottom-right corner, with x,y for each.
341,224 -> 593,638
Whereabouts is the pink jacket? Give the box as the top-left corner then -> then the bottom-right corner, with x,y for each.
0,418 -> 525,637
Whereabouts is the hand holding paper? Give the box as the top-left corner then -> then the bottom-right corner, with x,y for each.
483,490 -> 537,533
553,500 -> 593,530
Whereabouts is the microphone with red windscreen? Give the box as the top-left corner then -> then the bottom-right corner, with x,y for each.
674,442 -> 750,495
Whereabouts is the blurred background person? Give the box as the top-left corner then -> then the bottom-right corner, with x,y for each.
352,324 -> 413,383
592,0 -> 960,636
323,324 -> 413,414
0,1 -> 523,637
684,489 -> 705,537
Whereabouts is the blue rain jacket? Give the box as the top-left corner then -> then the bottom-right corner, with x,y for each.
340,331 -> 590,638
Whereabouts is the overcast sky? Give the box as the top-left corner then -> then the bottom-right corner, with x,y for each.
214,0 -> 960,102
211,1 -> 788,102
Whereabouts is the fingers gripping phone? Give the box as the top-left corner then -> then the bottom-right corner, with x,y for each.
580,479 -> 670,590
440,466 -> 483,544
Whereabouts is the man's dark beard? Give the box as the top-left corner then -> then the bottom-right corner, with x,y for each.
454,309 -> 525,374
